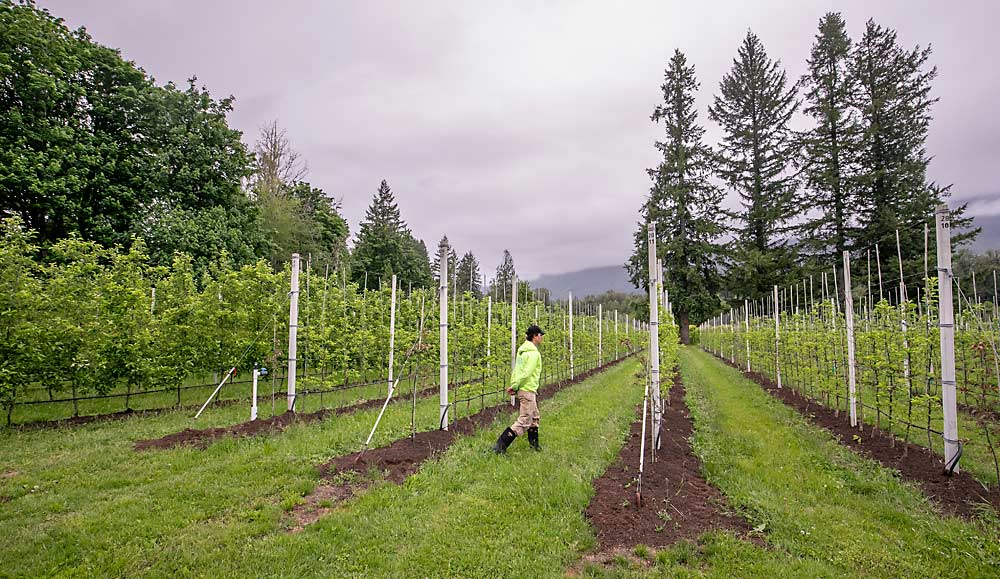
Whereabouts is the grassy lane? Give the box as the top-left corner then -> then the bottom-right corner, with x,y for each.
181,359 -> 643,578
0,360 -> 639,578
585,347 -> 1000,578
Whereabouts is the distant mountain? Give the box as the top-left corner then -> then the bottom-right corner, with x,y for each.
530,265 -> 641,300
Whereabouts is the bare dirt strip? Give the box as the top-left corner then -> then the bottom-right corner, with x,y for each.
584,373 -> 752,554
708,350 -> 1000,518
135,379 -> 469,451
286,358 -> 632,531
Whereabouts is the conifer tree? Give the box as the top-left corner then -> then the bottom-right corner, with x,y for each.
627,49 -> 725,343
455,251 -> 482,297
352,180 -> 431,290
850,19 -> 975,281
432,235 -> 458,285
494,250 -> 516,302
800,13 -> 861,266
709,31 -> 801,301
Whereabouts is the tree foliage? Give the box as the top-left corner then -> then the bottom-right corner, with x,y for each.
351,180 -> 431,290
627,49 -> 726,341
799,12 -> 862,265
709,31 -> 802,302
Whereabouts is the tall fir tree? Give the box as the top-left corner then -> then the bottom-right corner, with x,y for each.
849,19 -> 975,283
351,179 -> 431,290
431,235 -> 458,285
494,250 -> 516,302
626,49 -> 725,343
709,31 -> 801,301
800,13 -> 862,267
455,251 -> 482,297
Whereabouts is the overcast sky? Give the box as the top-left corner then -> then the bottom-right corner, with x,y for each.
40,0 -> 1000,279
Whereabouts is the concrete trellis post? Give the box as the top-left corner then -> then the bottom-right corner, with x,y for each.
843,251 -> 858,427
486,296 -> 492,372
569,292 -> 575,379
388,274 -> 397,397
510,274 -> 517,405
439,246 -> 449,430
744,299 -> 750,372
614,310 -> 619,360
598,304 -> 603,366
287,253 -> 300,412
647,224 -> 662,450
935,204 -> 961,473
774,285 -> 781,389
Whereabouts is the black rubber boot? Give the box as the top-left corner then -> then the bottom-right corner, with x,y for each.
492,427 -> 517,455
527,426 -> 540,451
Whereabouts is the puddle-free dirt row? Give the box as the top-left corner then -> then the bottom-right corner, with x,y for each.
707,350 -> 1000,518
286,357 -> 633,531
134,377 -> 480,451
583,372 -> 752,553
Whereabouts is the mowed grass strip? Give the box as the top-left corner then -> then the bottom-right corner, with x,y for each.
584,347 -> 1000,579
186,359 -> 644,578
0,360 -> 640,578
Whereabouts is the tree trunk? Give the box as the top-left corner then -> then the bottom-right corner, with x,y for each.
679,311 -> 691,344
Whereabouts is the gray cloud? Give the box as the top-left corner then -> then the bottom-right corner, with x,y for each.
40,0 -> 1000,279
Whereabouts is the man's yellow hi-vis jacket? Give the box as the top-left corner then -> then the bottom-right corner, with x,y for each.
510,340 -> 542,393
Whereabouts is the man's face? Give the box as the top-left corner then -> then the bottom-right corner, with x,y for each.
532,334 -> 544,345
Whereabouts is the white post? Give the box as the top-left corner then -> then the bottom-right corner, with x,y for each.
935,204 -> 961,472
744,299 -> 750,372
843,251 -> 858,427
251,367 -> 259,421
510,274 -> 518,405
614,310 -> 619,360
647,224 -> 661,450
774,285 -> 782,389
388,274 -> 397,397
287,253 -> 300,412
439,245 -> 449,430
486,296 -> 492,372
729,308 -> 736,363
569,292 -> 575,379
598,304 -> 603,366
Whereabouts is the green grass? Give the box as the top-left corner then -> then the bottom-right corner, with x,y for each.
5,349 -> 998,578
0,359 -> 641,578
707,339 -> 1000,487
583,347 -> 1000,578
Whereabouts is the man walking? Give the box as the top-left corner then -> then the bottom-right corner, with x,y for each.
493,324 -> 544,454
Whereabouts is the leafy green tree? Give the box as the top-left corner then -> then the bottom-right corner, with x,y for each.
628,49 -> 726,343
800,13 -> 862,266
709,31 -> 801,301
455,251 -> 482,297
144,202 -> 267,279
405,237 -> 434,290
0,1 -> 151,245
0,217 -> 41,423
247,121 -> 348,271
849,19 -> 976,282
0,2 -> 260,260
